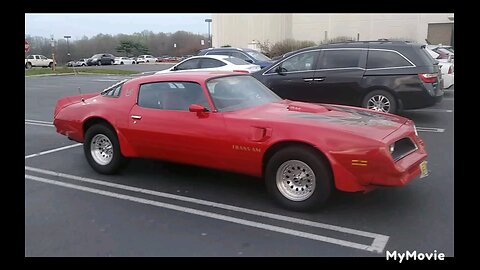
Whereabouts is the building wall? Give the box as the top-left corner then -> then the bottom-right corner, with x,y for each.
212,13 -> 453,48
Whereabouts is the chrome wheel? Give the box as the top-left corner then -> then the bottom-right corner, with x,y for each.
276,160 -> 316,201
367,95 -> 391,112
90,134 -> 113,165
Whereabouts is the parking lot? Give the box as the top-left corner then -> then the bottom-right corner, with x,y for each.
25,72 -> 454,256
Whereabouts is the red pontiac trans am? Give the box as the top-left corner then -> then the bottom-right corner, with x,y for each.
54,71 -> 429,211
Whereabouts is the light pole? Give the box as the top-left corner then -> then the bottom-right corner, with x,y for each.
64,35 -> 71,62
205,18 -> 212,48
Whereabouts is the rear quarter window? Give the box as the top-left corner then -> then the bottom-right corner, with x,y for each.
367,50 -> 413,69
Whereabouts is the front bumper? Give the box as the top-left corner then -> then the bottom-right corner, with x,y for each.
330,123 -> 428,192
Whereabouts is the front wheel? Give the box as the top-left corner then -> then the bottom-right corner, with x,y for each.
25,62 -> 32,69
362,90 -> 397,114
97,61 -> 102,66
265,146 -> 333,211
84,124 -> 127,174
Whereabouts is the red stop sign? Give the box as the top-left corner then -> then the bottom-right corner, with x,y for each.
25,40 -> 30,53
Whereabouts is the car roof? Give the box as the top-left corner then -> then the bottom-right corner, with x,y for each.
199,47 -> 254,53
127,71 -> 243,85
183,55 -> 237,61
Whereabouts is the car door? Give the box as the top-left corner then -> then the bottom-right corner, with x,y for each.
33,55 -> 41,66
38,55 -> 47,66
259,50 -> 319,102
126,81 -> 228,168
311,49 -> 367,105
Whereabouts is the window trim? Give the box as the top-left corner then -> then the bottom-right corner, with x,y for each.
101,79 -> 128,98
136,80 -> 213,111
366,49 -> 416,70
262,48 -> 416,76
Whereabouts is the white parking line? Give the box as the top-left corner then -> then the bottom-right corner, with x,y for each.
410,109 -> 453,113
416,127 -> 445,133
25,122 -> 54,127
25,143 -> 82,159
25,119 -> 53,124
25,173 -> 387,253
25,166 -> 390,253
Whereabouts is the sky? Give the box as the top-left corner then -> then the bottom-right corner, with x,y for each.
25,13 -> 212,40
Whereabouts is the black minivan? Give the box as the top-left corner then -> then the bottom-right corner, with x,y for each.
252,41 -> 443,114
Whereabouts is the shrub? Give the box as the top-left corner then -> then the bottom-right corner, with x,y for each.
261,39 -> 317,58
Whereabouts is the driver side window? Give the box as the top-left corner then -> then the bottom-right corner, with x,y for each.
276,51 -> 317,73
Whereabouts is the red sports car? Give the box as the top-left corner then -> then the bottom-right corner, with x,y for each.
54,72 -> 429,211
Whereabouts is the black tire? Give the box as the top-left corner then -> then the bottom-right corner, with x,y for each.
48,62 -> 53,68
362,90 -> 397,114
120,62 -> 124,65
265,145 -> 333,211
97,61 -> 102,66
84,124 -> 126,174
25,62 -> 32,69
110,60 -> 114,65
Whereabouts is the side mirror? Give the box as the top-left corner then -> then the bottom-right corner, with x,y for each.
189,104 -> 208,113
275,66 -> 287,75
245,59 -> 254,63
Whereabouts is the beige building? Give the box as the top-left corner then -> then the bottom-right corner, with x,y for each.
212,13 -> 454,49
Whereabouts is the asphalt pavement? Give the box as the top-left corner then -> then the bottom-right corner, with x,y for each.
25,74 -> 454,257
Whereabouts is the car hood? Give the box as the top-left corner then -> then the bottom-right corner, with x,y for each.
226,100 -> 409,141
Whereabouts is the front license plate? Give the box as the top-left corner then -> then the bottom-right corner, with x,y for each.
419,160 -> 429,178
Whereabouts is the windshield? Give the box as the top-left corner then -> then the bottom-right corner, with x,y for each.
92,54 -> 102,58
245,50 -> 271,61
207,76 -> 281,112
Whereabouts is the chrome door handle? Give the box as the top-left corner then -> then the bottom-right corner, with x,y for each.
303,78 -> 313,82
131,115 -> 142,120
313,78 -> 325,81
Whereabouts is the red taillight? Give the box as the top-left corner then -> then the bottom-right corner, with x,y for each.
233,70 -> 249,73
418,73 -> 438,83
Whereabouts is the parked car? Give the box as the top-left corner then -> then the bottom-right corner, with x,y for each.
74,59 -> 88,67
25,54 -> 54,69
426,45 -> 454,62
137,55 -> 158,63
66,60 -> 75,67
252,40 -> 444,114
114,57 -> 136,65
155,55 -> 261,74
53,71 -> 428,211
425,46 -> 454,89
198,47 -> 274,68
86,54 -> 115,66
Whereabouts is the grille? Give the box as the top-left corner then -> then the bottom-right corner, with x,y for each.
391,138 -> 417,161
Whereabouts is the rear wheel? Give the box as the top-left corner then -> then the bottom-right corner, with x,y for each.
362,90 -> 397,114
265,146 -> 333,211
84,124 -> 127,174
97,61 -> 102,66
48,62 -> 53,68
25,62 -> 32,69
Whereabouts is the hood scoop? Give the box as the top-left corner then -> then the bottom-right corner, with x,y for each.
287,102 -> 330,113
